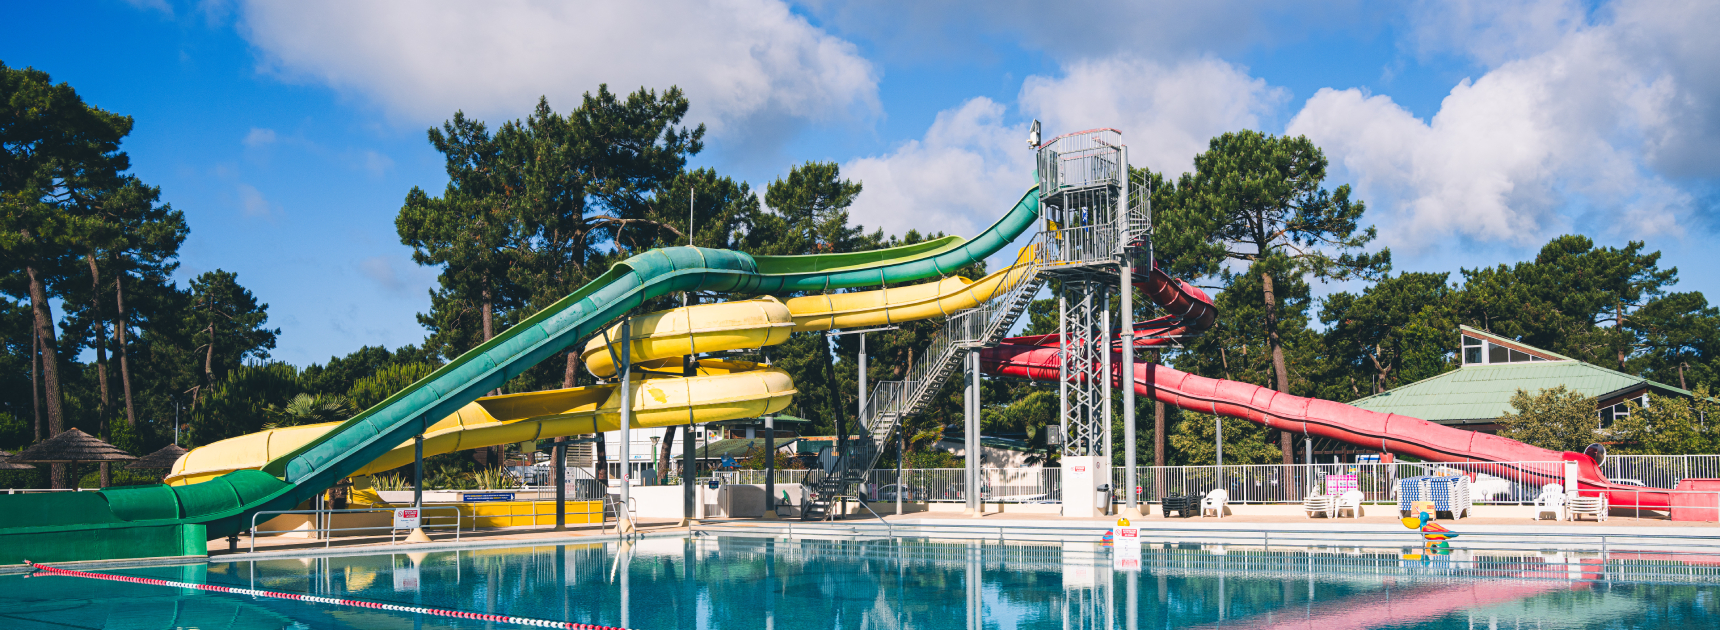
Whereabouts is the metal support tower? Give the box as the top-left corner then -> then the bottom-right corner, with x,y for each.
1035,127 -> 1148,518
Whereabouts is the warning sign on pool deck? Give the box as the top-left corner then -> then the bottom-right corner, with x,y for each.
1113,517 -> 1142,570
1070,465 -> 1089,478
393,508 -> 421,530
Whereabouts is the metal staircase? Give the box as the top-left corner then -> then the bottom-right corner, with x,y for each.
801,237 -> 1049,520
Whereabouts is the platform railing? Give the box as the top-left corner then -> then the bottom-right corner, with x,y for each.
247,506 -> 463,553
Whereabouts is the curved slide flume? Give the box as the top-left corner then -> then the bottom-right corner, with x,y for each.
980,262 -> 1668,510
167,253 -> 1042,486
0,189 -> 1040,565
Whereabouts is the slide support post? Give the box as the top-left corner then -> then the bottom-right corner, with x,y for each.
619,317 -> 634,535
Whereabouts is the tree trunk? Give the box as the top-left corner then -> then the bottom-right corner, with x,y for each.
595,433 -> 609,482
1262,272 -> 1293,466
1152,352 -> 1165,468
203,322 -> 216,386
26,264 -> 67,488
481,287 -> 495,341
658,425 -> 678,484
483,287 -> 498,397
87,255 -> 111,439
1616,302 -> 1627,371
32,327 -> 42,442
115,276 -> 138,426
563,351 -> 580,388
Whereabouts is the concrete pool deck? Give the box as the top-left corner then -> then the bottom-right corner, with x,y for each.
153,503 -> 1718,566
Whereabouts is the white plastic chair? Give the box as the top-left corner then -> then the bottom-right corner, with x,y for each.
1303,490 -> 1334,518
1532,484 -> 1567,521
1568,492 -> 1608,522
1336,489 -> 1365,518
1201,489 -> 1228,518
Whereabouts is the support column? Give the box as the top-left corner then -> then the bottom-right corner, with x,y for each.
618,318 -> 635,535
553,436 -> 567,531
763,416 -> 777,519
683,421 -> 697,525
1101,303 -> 1113,516
968,349 -> 983,517
406,432 -> 430,543
897,426 -> 905,516
1122,257 -> 1139,517
963,350 -> 976,515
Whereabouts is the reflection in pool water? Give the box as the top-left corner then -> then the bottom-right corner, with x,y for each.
1,537 -> 1717,629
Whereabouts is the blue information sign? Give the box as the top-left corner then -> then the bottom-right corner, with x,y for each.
461,492 -> 516,502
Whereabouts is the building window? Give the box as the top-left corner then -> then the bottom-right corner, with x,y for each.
1462,333 -> 1553,365
1598,393 -> 1649,429
1463,335 -> 1484,365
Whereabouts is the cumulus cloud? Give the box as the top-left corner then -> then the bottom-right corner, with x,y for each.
799,0 -> 1378,63
1404,0 -> 1590,65
236,183 -> 275,218
235,0 -> 878,138
1021,56 -> 1289,176
1287,0 -> 1718,250
842,98 -> 1033,241
842,56 -> 1285,244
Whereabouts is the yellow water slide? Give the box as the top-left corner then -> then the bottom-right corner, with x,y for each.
166,255 -> 1035,486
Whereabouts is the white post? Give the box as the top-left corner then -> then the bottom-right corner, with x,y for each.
964,350 -> 976,515
1121,255 -> 1137,517
1216,417 -> 1224,493
1102,299 -> 1113,516
969,349 -> 983,517
619,318 -> 634,534
859,333 -> 868,433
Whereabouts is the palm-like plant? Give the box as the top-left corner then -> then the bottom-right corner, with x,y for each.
263,393 -> 358,430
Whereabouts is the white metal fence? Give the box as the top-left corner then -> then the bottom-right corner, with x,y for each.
1603,454 -> 1720,489
552,455 -> 1720,506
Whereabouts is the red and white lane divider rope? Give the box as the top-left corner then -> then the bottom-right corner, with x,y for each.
23,561 -> 630,630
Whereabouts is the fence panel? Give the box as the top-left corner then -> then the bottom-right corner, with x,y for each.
1603,454 -> 1720,489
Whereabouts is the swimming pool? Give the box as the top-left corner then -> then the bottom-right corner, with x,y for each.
3,536 -> 1717,629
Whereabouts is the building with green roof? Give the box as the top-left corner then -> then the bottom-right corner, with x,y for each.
1348,326 -> 1693,433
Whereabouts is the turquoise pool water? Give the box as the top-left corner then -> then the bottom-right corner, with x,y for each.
2,536 -> 1717,629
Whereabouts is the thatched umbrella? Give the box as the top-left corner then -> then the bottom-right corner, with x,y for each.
0,450 -> 38,471
126,444 -> 189,481
127,444 -> 189,470
13,428 -> 136,488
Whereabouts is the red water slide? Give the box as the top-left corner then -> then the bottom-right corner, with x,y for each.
978,263 -> 1668,509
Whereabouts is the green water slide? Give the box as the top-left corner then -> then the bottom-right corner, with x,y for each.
0,188 -> 1039,564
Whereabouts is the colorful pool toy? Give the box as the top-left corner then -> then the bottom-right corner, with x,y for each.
1401,511 -> 1459,542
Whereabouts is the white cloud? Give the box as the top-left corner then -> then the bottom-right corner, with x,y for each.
1020,56 -> 1289,176
359,256 -> 404,292
841,56 -> 1285,244
235,0 -> 878,138
1287,0 -> 1716,250
842,98 -> 1032,241
1404,0 -> 1590,65
242,127 -> 276,147
799,0 -> 1379,64
236,183 -> 275,218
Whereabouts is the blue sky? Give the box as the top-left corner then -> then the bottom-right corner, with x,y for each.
4,0 -> 1716,366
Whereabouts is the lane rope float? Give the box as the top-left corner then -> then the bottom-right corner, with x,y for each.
23,561 -> 630,630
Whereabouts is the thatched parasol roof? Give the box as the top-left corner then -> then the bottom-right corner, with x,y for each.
127,443 -> 189,470
12,428 -> 136,464
0,450 -> 37,471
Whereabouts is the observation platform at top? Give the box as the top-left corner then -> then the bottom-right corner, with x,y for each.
1031,127 -> 1151,281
